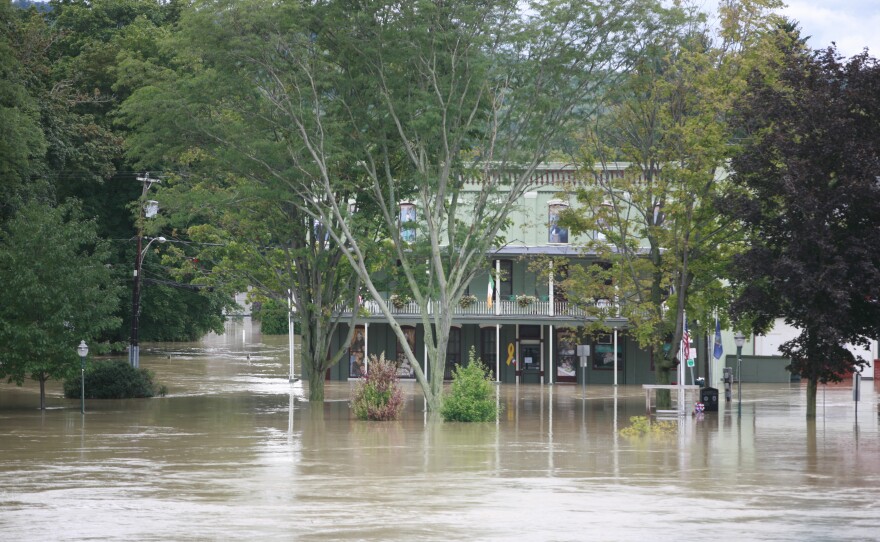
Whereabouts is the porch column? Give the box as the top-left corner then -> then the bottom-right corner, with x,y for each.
549,260 -> 555,317
540,325 -> 545,385
495,259 -> 501,316
549,325 -> 554,385
496,324 -> 501,383
613,327 -> 618,387
515,324 -> 520,384
364,322 -> 369,375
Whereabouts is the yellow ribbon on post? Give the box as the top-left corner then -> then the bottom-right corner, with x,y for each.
506,343 -> 515,366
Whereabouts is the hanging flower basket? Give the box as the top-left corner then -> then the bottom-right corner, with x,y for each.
516,294 -> 537,307
389,293 -> 411,309
458,294 -> 477,309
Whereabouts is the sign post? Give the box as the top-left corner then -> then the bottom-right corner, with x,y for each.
577,345 -> 590,397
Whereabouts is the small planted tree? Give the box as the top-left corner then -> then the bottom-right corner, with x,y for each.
351,354 -> 404,421
441,349 -> 499,423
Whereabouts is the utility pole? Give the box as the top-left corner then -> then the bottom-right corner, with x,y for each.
130,173 -> 161,368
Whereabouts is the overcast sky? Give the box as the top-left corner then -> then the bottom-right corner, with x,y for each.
782,0 -> 880,57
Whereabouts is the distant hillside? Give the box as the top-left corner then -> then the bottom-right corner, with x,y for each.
12,0 -> 51,12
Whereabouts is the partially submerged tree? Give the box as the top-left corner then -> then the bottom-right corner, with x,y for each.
563,0 -> 782,401
725,36 -> 880,418
0,202 -> 121,409
214,0 -> 654,412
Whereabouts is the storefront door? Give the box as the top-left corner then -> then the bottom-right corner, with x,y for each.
520,341 -> 542,384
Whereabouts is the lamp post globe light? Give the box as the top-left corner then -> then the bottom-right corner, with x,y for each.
734,332 -> 746,418
77,340 -> 88,414
130,235 -> 165,369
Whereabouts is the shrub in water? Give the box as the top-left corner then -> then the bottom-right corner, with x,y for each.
351,353 -> 404,421
441,348 -> 499,422
619,416 -> 677,437
64,360 -> 161,399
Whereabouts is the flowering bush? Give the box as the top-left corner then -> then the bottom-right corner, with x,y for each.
351,353 -> 405,421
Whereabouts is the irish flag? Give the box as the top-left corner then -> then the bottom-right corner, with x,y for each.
487,274 -> 495,308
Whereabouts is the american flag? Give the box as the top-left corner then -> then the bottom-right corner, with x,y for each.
682,319 -> 691,362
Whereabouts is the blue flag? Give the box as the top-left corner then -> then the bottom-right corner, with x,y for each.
713,317 -> 723,360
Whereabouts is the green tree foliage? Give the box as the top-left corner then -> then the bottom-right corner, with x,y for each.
39,0 -> 228,344
441,349 -> 499,423
351,354 -> 404,421
563,0 -> 782,401
0,202 -> 121,409
0,2 -> 49,218
1,1 -> 221,348
253,298 -> 292,336
64,359 -> 161,399
137,284 -> 226,341
725,37 -> 880,418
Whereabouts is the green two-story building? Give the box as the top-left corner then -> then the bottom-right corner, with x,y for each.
321,163 -> 661,386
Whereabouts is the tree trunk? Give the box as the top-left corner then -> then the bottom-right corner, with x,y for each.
655,368 -> 672,409
654,345 -> 673,409
39,376 -> 46,410
806,375 -> 818,418
308,366 -> 325,402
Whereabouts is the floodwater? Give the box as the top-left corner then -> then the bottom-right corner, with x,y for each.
2,320 -> 879,541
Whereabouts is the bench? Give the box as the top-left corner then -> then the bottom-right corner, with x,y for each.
642,384 -> 701,415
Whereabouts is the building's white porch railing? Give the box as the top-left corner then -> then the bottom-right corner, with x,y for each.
334,297 -> 615,319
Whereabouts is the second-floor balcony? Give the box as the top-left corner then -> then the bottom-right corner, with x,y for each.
334,295 -> 621,325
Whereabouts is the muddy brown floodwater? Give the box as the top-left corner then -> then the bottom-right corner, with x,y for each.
1,319 -> 879,541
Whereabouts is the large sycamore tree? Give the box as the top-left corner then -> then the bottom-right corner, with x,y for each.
563,0 -> 782,399
725,36 -> 880,418
125,0 -> 656,411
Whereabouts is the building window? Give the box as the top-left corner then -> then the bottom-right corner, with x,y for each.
396,326 -> 416,378
548,202 -> 569,244
349,326 -> 365,378
444,327 -> 462,380
399,203 -> 416,243
593,333 -> 624,370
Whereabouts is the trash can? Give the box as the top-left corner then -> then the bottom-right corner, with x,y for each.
700,387 -> 719,412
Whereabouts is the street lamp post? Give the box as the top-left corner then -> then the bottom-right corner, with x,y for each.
130,174 -> 161,368
130,235 -> 165,368
734,332 -> 746,418
77,340 -> 88,414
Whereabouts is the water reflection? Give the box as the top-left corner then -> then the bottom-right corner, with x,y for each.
1,320 -> 879,540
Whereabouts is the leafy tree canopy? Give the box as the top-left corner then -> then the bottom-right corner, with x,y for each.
726,36 -> 880,416
0,202 -> 121,408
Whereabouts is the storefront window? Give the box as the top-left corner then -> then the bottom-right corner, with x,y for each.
556,330 -> 577,381
444,327 -> 462,380
396,326 -> 416,378
349,326 -> 365,378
